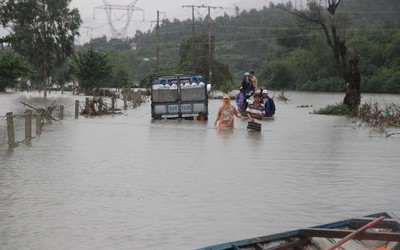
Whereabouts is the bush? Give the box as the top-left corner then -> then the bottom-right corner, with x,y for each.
313,103 -> 351,116
301,77 -> 345,92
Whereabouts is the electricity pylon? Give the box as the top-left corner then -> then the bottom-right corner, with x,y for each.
94,0 -> 144,39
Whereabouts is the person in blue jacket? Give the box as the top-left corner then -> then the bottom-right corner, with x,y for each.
238,72 -> 255,111
241,72 -> 254,94
261,89 -> 276,117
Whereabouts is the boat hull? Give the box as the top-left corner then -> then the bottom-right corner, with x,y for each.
198,212 -> 400,250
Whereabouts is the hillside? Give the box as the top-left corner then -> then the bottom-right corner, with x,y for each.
80,0 -> 400,93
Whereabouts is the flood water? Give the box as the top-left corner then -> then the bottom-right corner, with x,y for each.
1,91 -> 400,250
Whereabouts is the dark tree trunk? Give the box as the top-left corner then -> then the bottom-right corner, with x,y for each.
323,1 -> 361,115
343,55 -> 361,115
331,29 -> 361,115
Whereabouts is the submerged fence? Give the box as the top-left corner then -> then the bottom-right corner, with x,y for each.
2,109 -> 52,148
1,91 -> 143,149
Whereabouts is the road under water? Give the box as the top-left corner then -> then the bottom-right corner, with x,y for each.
1,91 -> 400,249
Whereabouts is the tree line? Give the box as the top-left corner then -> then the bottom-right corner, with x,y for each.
1,0 -> 399,94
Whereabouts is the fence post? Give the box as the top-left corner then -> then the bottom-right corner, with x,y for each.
36,110 -> 42,135
133,91 -> 137,109
25,109 -> 32,141
124,97 -> 127,110
111,96 -> 115,111
6,112 -> 16,148
85,98 -> 89,111
138,91 -> 142,106
75,100 -> 79,119
59,105 -> 64,120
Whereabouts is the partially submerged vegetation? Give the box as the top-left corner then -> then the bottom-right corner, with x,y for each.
277,91 -> 290,103
314,102 -> 400,137
313,103 -> 352,116
358,101 -> 400,137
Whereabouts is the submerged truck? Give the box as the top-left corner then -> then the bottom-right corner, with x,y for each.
150,75 -> 209,120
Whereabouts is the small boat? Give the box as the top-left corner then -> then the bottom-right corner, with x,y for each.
198,212 -> 400,250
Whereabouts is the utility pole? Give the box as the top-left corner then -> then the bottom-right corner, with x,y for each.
182,5 -> 195,39
151,11 -> 165,72
155,10 -> 165,71
41,0 -> 47,98
207,6 -> 212,84
156,10 -> 160,71
182,4 -> 222,82
204,5 -> 223,84
182,5 -> 196,73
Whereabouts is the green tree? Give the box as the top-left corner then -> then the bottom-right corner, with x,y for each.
0,53 -> 30,91
72,48 -> 113,94
282,0 -> 362,114
113,68 -> 129,88
73,0 -> 399,93
1,0 -> 81,97
179,34 -> 233,89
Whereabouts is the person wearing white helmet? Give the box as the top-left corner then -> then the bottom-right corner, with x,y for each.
261,89 -> 275,117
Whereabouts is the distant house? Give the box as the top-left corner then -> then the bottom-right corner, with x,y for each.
142,57 -> 157,62
130,42 -> 138,51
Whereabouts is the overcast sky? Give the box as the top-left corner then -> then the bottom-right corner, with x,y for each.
70,0 -> 292,44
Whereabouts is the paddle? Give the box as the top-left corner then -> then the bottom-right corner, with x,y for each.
326,216 -> 386,250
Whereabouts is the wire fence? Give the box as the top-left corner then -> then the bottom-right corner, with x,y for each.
0,91 -> 144,149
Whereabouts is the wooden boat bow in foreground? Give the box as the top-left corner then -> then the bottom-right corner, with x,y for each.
198,212 -> 400,250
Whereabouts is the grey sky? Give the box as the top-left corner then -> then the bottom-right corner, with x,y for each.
71,0 -> 291,44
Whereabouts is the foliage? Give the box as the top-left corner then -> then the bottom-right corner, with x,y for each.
113,68 -> 129,88
301,77 -> 346,92
350,22 -> 400,93
358,101 -> 400,136
72,48 -> 113,94
6,0 -> 394,93
1,0 -> 81,89
313,103 -> 351,116
179,34 -> 233,89
179,34 -> 212,76
0,52 -> 30,91
163,0 -> 397,93
363,66 -> 400,94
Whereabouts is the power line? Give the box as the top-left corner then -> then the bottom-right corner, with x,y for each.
151,10 -> 166,71
93,0 -> 144,39
181,4 -> 224,83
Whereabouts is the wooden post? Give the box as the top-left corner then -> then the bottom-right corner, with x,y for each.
138,91 -> 142,106
111,96 -> 115,111
124,97 -> 127,110
6,112 -> 16,148
59,105 -> 64,120
36,110 -> 42,135
98,98 -> 103,114
75,100 -> 79,118
85,98 -> 89,111
25,109 -> 32,141
133,91 -> 137,109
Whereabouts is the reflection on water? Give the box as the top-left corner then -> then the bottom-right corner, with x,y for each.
1,91 -> 400,249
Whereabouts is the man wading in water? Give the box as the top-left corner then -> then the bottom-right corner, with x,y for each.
214,94 -> 243,129
246,92 -> 264,131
